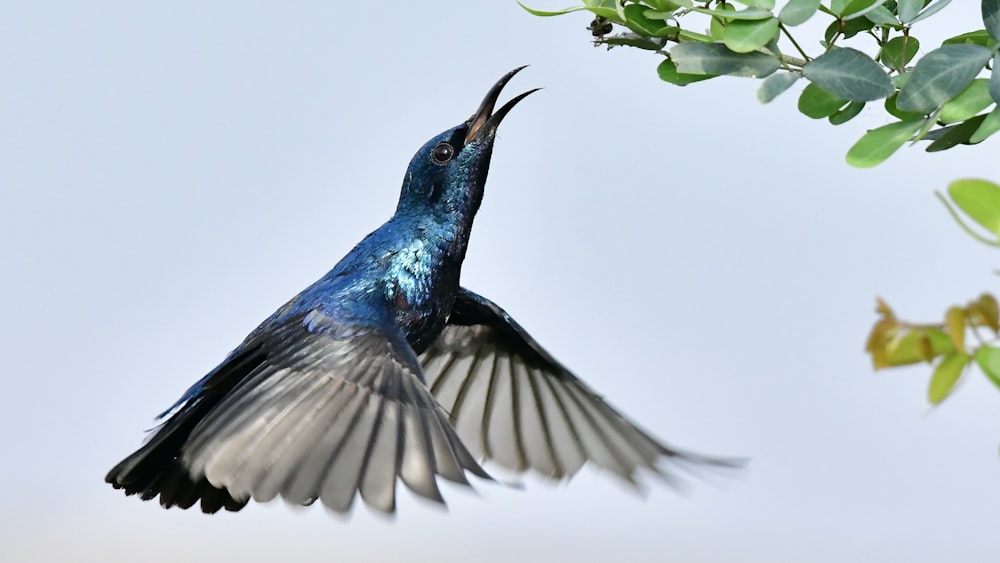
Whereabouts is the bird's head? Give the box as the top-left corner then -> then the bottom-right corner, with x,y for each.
395,67 -> 538,223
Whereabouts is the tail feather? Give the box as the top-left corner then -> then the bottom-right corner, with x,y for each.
105,345 -> 264,513
105,397 -> 249,513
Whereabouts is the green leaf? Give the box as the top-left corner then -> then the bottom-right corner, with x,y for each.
709,9 -> 729,40
779,0 -> 820,26
803,47 -> 894,101
910,0 -> 953,25
885,93 -> 924,120
622,4 -> 676,36
943,30 -> 993,48
825,14 -> 875,40
648,0 -> 692,8
865,5 -> 898,25
758,71 -> 800,103
939,79 -> 995,124
643,8 -> 677,21
947,178 -> 1000,237
985,0 -> 1000,41
926,115 -> 988,151
928,352 -> 971,405
992,54 -> 1000,104
707,2 -> 736,41
846,119 -> 925,167
823,21 -> 839,44
830,0 -> 878,17
678,29 -> 714,42
974,345 -> 1000,392
970,105 -> 1000,143
896,44 -> 993,113
885,328 -> 954,366
798,82 -> 848,118
517,3 -> 591,17
690,7 -> 774,20
911,107 -> 941,142
670,42 -> 780,77
881,36 -> 920,72
829,100 -> 865,125
657,59 -> 717,85
896,0 -> 923,23
582,1 -> 621,20
840,0 -> 884,20
612,0 -> 626,21
731,0 -> 775,8
723,16 -> 780,53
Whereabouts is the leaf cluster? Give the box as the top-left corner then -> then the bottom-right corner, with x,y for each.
867,293 -> 1000,405
523,1 -> 1000,425
865,178 -> 1000,407
521,0 -> 1000,167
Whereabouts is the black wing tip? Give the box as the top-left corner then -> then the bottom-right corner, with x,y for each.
106,457 -> 249,514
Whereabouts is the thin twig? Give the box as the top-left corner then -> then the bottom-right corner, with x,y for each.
934,191 -> 1000,248
779,23 -> 811,62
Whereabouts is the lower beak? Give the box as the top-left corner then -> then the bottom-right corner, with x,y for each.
465,66 -> 540,144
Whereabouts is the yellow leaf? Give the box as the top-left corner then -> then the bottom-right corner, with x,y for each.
875,297 -> 895,320
871,347 -> 889,369
976,293 -> 999,332
944,306 -> 966,351
865,317 -> 896,354
917,331 -> 934,363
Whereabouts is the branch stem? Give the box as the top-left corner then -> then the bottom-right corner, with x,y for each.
779,23 -> 811,62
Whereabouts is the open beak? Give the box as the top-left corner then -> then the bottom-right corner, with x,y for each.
464,66 -> 540,145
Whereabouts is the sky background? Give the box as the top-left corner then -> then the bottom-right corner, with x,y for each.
2,2 -> 999,562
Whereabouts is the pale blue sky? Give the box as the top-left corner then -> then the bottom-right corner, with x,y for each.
2,2 -> 999,562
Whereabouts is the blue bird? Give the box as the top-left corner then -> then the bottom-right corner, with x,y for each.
106,67 -> 732,515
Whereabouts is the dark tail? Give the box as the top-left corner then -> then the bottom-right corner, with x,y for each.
105,345 -> 266,513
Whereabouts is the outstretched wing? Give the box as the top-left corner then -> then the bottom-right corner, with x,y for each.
420,288 -> 722,484
110,309 -> 489,515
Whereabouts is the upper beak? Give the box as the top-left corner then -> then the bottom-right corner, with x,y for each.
464,66 -> 540,144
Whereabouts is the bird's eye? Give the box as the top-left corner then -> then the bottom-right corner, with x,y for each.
431,142 -> 454,164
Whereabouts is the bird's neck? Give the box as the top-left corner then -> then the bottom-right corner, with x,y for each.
393,199 -> 479,265
376,212 -> 476,352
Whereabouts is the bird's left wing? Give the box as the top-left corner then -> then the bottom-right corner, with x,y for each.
180,309 -> 490,514
420,288 -> 725,485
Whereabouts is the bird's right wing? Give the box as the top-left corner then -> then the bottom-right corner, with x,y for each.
420,288 -> 733,485
178,309 -> 490,514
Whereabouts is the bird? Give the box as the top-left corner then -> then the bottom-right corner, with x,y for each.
106,67 -> 734,516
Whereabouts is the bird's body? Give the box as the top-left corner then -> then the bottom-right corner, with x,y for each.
270,212 -> 463,355
107,68 -> 730,515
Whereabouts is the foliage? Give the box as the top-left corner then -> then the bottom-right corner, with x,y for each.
868,293 -> 999,405
520,0 -> 1000,167
866,179 -> 1000,404
523,1 -> 1000,417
